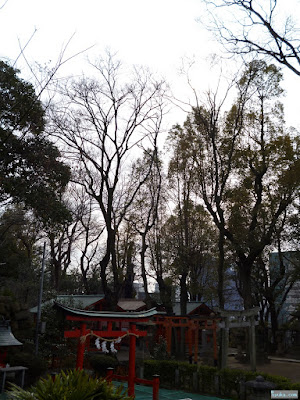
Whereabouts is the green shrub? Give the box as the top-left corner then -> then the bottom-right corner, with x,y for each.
143,359 -> 298,398
8,369 -> 130,400
217,368 -> 256,399
152,336 -> 170,360
198,365 -> 218,394
291,383 -> 300,391
217,369 -> 296,398
88,354 -> 119,377
7,351 -> 47,386
144,359 -> 179,388
177,362 -> 198,391
259,373 -> 292,389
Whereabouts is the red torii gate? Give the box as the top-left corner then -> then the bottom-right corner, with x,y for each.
153,315 -> 219,364
54,303 -> 160,399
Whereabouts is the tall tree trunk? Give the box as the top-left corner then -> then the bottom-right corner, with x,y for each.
140,234 -> 151,306
180,272 -> 188,315
157,276 -> 173,314
218,230 -> 225,309
238,262 -> 253,309
269,302 -> 279,353
122,241 -> 135,299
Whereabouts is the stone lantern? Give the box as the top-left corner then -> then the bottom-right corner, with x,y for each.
245,375 -> 276,400
0,319 -> 22,367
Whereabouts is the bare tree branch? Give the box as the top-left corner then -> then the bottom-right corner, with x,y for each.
202,0 -> 300,76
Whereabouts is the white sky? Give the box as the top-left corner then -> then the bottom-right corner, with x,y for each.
1,0 -> 300,130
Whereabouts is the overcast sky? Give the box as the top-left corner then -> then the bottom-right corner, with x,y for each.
1,0 -> 300,130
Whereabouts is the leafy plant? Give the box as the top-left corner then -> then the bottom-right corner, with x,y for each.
7,351 -> 47,386
8,369 -> 130,400
152,336 -> 170,360
88,354 -> 119,377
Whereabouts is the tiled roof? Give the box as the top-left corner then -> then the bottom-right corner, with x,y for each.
54,302 -> 158,319
30,294 -> 104,313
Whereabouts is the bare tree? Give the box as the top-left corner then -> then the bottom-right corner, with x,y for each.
203,0 -> 300,76
77,193 -> 103,294
47,186 -> 86,291
124,148 -> 163,306
148,210 -> 174,314
49,52 -> 167,307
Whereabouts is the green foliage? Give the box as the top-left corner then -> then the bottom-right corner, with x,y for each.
152,336 -> 171,360
88,354 -> 119,377
197,365 -> 218,394
0,60 -> 71,226
291,383 -> 300,391
217,368 -> 256,398
239,60 -> 283,99
144,360 -> 213,391
166,119 -> 219,305
8,369 -> 130,400
176,362 -> 198,391
0,61 -> 45,134
259,373 -> 292,390
144,359 -> 181,388
38,299 -> 82,363
172,60 -> 299,312
143,360 -> 298,397
0,207 -> 43,304
7,351 -> 47,386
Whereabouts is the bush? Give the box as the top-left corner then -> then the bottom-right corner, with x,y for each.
8,369 -> 130,400
291,383 -> 300,391
260,373 -> 292,390
198,365 -> 218,394
7,351 -> 47,386
177,362 -> 198,391
152,336 -> 170,360
88,354 -> 119,377
217,368 -> 257,398
143,359 -> 299,398
144,359 -> 179,388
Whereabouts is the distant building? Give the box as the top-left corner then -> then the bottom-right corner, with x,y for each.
269,251 -> 300,324
222,267 -> 244,311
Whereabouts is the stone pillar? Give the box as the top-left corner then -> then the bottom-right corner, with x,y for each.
249,315 -> 256,372
221,317 -> 229,369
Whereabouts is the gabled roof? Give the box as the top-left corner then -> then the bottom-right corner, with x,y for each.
117,299 -> 146,311
30,294 -> 105,313
172,302 -> 215,316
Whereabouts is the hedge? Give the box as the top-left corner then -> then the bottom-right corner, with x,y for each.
143,359 -> 300,399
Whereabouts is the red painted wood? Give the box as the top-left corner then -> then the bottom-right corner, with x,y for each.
135,378 -> 154,385
153,375 -> 160,400
66,315 -> 150,323
76,323 -> 86,370
64,329 -> 147,338
106,368 -> 113,382
110,374 -> 127,381
128,323 -> 136,398
64,329 -> 81,338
